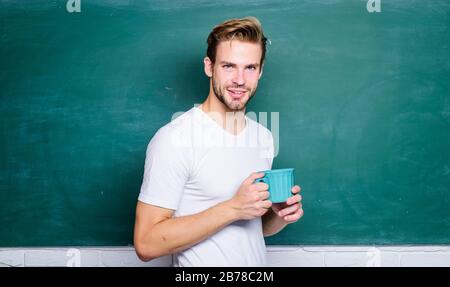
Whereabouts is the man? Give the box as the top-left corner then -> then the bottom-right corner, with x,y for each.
134,17 -> 303,267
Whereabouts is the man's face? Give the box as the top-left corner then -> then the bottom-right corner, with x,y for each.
206,40 -> 263,111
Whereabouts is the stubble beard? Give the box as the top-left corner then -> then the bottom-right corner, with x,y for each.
211,73 -> 257,112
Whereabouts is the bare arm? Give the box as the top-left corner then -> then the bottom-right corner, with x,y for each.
262,208 -> 288,237
134,200 -> 237,261
134,172 -> 271,261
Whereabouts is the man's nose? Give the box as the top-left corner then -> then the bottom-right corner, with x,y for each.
232,69 -> 245,86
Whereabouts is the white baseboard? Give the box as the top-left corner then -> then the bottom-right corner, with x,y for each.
1,246 -> 449,267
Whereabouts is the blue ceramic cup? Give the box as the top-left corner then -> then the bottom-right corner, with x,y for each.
254,168 -> 295,203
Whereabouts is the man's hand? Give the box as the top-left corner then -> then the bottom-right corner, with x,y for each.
271,185 -> 304,223
228,172 -> 272,220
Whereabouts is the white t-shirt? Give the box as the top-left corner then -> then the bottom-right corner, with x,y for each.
138,106 -> 274,267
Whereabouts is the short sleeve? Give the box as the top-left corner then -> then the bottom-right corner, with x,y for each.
138,126 -> 191,210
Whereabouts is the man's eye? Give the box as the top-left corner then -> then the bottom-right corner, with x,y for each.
223,65 -> 232,69
247,66 -> 256,71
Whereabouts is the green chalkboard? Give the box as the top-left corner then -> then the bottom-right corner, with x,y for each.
1,0 -> 449,247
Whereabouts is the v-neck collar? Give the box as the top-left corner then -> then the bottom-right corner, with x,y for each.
193,105 -> 249,137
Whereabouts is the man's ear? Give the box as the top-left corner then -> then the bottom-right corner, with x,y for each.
204,57 -> 213,78
258,63 -> 264,79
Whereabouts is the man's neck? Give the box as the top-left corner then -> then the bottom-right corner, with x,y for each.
199,94 -> 246,135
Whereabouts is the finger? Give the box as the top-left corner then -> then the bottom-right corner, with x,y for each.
244,172 -> 265,185
258,191 -> 270,200
260,200 -> 272,209
284,208 -> 304,222
291,185 -> 301,194
277,203 -> 300,217
287,194 -> 302,205
258,208 -> 270,217
253,182 -> 269,191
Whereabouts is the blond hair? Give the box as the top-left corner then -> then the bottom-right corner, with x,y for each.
206,16 -> 268,65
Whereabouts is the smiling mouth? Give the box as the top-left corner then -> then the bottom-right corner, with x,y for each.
227,89 -> 247,99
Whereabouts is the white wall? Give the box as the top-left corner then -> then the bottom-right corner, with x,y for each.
1,246 -> 450,267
